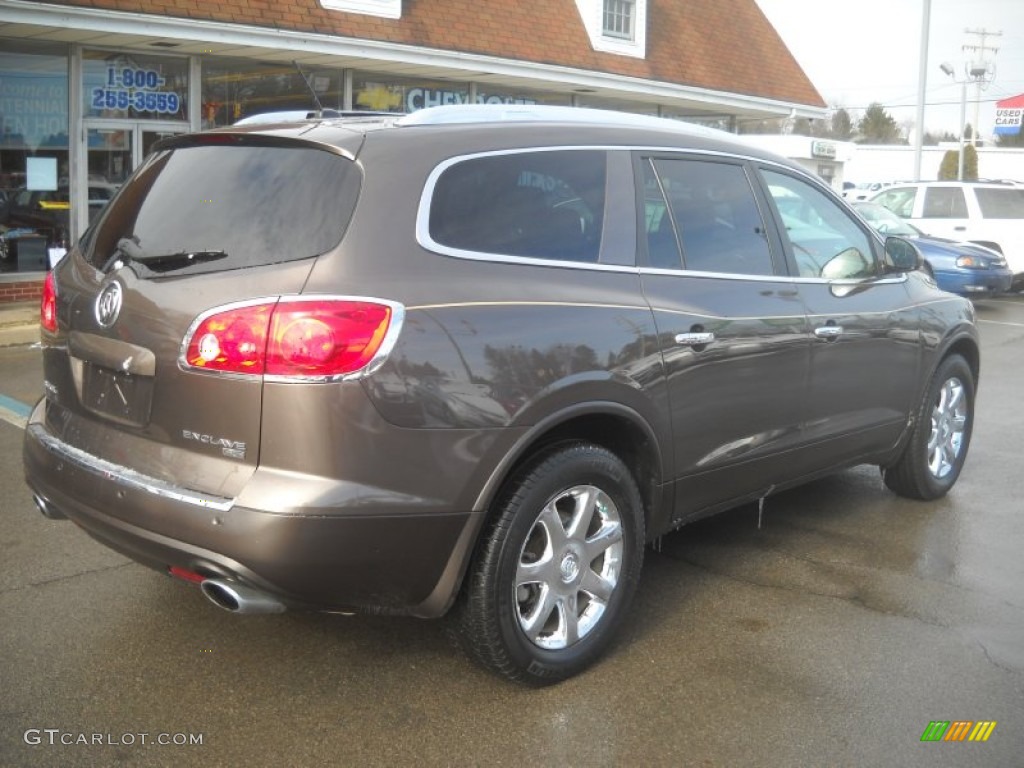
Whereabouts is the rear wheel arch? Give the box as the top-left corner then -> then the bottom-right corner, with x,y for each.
474,404 -> 665,543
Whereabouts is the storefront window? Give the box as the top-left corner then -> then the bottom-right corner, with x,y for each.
83,49 -> 189,122
201,58 -> 343,128
475,86 -> 570,107
575,95 -> 658,115
0,40 -> 69,272
351,72 -> 571,113
353,72 -> 469,113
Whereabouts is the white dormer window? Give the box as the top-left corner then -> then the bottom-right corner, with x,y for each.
575,0 -> 647,58
603,0 -> 635,40
318,0 -> 401,19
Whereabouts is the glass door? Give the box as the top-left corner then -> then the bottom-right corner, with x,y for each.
86,126 -> 133,227
74,121 -> 187,242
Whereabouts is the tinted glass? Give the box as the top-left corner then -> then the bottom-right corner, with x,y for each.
922,187 -> 968,218
641,160 -> 680,269
645,158 -> 773,275
429,150 -> 605,263
975,187 -> 1024,218
764,169 -> 876,279
82,143 -> 359,276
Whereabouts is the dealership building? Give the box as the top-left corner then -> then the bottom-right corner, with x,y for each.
0,0 -> 826,299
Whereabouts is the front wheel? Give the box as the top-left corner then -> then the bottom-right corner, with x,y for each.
456,442 -> 644,685
884,354 -> 975,500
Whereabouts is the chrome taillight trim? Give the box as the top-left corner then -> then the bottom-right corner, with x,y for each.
178,295 -> 406,383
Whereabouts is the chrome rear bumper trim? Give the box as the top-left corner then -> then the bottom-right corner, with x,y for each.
28,422 -> 235,513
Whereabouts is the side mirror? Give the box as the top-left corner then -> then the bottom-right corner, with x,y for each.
883,236 -> 922,273
821,247 -> 872,280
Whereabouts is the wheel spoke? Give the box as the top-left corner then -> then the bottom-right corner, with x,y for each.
536,503 -> 569,552
564,487 -> 598,541
560,596 -> 580,646
584,519 -> 623,562
519,585 -> 557,642
516,546 -> 557,584
581,567 -> 614,604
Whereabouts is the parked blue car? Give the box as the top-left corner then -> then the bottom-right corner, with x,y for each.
853,202 -> 1013,297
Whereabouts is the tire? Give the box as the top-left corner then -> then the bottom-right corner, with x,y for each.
456,442 -> 645,685
884,354 -> 974,500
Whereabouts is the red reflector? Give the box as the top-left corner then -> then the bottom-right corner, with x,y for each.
184,302 -> 273,374
168,566 -> 206,584
40,271 -> 57,333
183,298 -> 399,378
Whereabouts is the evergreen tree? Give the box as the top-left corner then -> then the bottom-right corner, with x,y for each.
831,108 -> 854,140
857,103 -> 903,144
937,144 -> 979,180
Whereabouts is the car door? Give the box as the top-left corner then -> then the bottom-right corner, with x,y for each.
760,167 -> 921,466
636,154 -> 811,523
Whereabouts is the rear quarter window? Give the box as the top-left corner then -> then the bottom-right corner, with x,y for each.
975,187 -> 1024,218
81,142 -> 360,276
427,150 -> 606,263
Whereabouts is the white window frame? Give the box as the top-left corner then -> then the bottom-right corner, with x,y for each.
574,0 -> 647,59
602,0 -> 635,40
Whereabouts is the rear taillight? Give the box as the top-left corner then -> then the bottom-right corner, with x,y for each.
40,271 -> 57,333
182,298 -> 402,379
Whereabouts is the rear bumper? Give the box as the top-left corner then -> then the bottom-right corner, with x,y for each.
22,402 -> 479,617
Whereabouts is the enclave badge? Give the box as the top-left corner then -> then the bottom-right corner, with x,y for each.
95,281 -> 123,328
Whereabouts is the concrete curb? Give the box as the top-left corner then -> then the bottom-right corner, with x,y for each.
0,303 -> 40,347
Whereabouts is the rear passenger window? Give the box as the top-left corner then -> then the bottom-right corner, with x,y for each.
428,150 -> 605,263
641,157 -> 774,275
922,187 -> 968,218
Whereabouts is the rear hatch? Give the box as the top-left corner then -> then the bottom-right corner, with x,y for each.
42,131 -> 362,496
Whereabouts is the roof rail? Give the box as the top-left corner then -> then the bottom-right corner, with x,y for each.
395,104 -> 723,136
233,109 -> 398,126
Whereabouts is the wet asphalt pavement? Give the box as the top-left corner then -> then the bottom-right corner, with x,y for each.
1,297 -> 1023,767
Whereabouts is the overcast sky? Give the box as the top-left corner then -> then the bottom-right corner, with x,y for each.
753,0 -> 1024,139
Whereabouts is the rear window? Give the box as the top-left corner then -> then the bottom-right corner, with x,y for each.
975,187 -> 1024,218
81,143 -> 360,276
428,150 -> 606,263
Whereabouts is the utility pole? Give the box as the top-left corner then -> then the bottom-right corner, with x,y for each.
963,28 -> 1001,146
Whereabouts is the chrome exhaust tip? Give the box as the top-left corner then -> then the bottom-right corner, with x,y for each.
33,494 -> 66,520
200,579 -> 286,614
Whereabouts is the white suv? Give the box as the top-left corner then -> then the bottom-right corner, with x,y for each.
871,181 -> 1024,289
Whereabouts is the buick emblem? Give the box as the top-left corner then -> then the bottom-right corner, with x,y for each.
95,282 -> 123,328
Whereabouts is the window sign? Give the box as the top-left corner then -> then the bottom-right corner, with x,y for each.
26,156 -> 58,191
352,73 -> 563,114
83,51 -> 188,121
0,49 -> 68,150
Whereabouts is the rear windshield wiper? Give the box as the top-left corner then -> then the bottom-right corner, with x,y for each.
105,237 -> 229,274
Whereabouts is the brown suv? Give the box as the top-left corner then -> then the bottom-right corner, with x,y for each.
23,106 -> 979,684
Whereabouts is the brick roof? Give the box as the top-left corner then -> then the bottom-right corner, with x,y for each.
39,0 -> 825,107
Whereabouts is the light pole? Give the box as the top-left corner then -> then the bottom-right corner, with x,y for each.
940,62 -> 968,181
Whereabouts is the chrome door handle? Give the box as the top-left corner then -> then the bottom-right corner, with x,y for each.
814,325 -> 843,340
675,332 -> 715,346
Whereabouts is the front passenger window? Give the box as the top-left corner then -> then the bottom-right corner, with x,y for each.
763,169 -> 877,280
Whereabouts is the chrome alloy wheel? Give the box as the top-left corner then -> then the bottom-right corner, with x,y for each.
928,376 -> 967,479
514,485 -> 624,650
